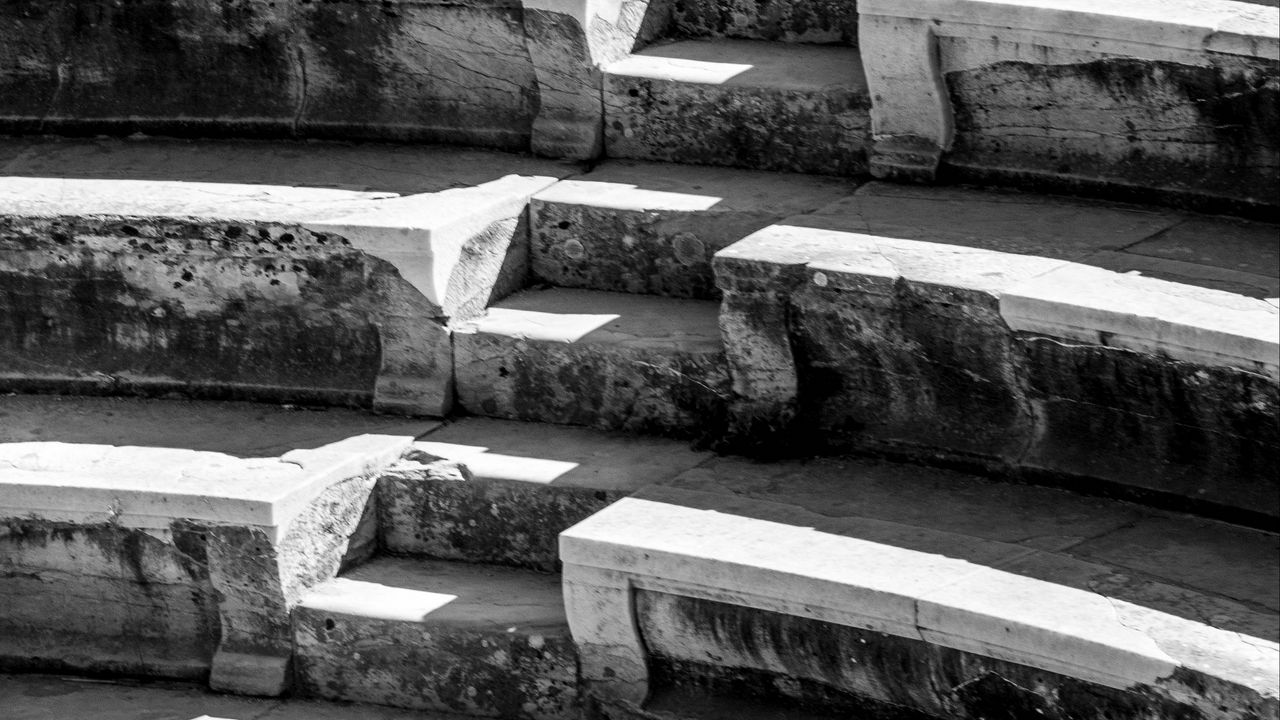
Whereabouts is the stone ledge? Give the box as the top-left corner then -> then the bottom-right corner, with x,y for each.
0,434 -> 412,539
560,488 -> 1279,714
861,0 -> 1280,58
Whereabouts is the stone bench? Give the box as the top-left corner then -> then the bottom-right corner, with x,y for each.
559,486 -> 1279,717
0,433 -> 411,695
859,0 -> 1280,211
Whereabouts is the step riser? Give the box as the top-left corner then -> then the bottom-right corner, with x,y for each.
530,198 -> 755,300
293,611 -> 580,719
665,0 -> 859,44
378,465 -> 619,571
604,79 -> 870,176
636,593 -> 1275,720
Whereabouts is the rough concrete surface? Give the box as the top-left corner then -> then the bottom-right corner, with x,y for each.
604,39 -> 871,175
453,287 -> 730,439
294,558 -> 577,719
531,160 -> 853,298
377,417 -> 711,568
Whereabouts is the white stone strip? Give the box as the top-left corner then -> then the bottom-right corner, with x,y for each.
1001,263 -> 1280,378
0,174 -> 558,309
560,492 -> 1186,691
860,0 -> 1279,59
718,223 -> 1279,378
0,434 -> 413,539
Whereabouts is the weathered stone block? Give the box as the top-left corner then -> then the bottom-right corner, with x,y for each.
530,162 -> 852,299
945,55 -> 1280,213
671,0 -> 858,43
453,288 -> 730,440
378,460 -> 619,571
294,558 -> 579,719
297,0 -> 536,149
604,40 -> 871,176
1018,340 -> 1280,520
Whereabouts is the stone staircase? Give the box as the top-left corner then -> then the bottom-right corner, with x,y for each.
2,0 -> 1278,715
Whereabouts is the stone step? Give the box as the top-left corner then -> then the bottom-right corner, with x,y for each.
561,459 -> 1280,718
376,416 -> 712,570
530,160 -> 852,299
661,0 -> 859,44
713,181 -> 1279,525
603,39 -> 870,176
452,287 -> 729,440
293,557 -> 577,719
0,394 -> 436,695
0,137 -> 573,415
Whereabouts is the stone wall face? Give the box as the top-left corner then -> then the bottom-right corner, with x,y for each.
0,520 -> 221,679
0,217 -> 438,409
0,0 -> 540,150
944,53 -> 1280,211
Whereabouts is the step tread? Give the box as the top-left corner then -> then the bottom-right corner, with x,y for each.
415,416 -> 711,492
0,136 -> 575,197
300,557 -> 568,634
607,39 -> 867,91
455,287 -> 722,348
657,455 -> 1280,637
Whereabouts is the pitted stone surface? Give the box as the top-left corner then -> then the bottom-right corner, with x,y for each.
453,288 -> 729,439
294,558 -> 577,718
604,39 -> 871,175
531,160 -> 852,298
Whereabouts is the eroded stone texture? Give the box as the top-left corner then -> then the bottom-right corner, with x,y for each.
604,41 -> 871,176
453,288 -> 731,440
787,278 -> 1034,463
0,0 -> 300,135
0,520 -> 219,679
670,0 -> 858,43
1018,340 -> 1280,520
945,55 -> 1280,213
0,217 -> 448,413
293,559 -> 579,719
635,592 -> 1279,720
378,460 -> 619,571
298,0 -> 535,149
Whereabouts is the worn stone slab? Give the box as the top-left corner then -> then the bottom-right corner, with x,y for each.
377,417 -> 710,568
659,454 -> 1280,641
1001,263 -> 1279,376
604,39 -> 871,175
858,0 -> 1280,206
0,137 -> 578,195
0,394 -> 437,458
1082,250 -> 1279,299
294,558 -> 577,718
712,200 -> 1280,517
0,169 -> 556,414
801,181 -> 1184,261
669,0 -> 858,43
561,487 -> 1279,717
453,288 -> 729,439
530,160 -> 853,298
0,673 -> 453,720
1,433 -> 411,694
